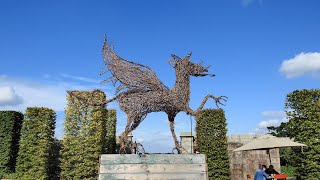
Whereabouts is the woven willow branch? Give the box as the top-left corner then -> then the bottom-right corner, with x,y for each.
69,36 -> 226,153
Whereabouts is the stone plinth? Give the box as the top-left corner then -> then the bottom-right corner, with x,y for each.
98,154 -> 208,180
180,132 -> 194,154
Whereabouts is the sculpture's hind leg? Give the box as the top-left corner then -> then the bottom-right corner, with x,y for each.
119,114 -> 144,153
119,114 -> 133,153
169,120 -> 182,153
167,113 -> 185,153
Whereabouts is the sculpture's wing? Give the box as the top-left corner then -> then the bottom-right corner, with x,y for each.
102,38 -> 168,94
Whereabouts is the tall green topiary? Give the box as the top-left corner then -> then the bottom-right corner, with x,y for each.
105,109 -> 117,154
285,89 -> 320,179
196,109 -> 230,180
60,90 -> 107,180
0,111 -> 23,173
15,107 -> 56,180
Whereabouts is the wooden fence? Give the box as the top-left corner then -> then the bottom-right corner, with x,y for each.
99,154 -> 208,180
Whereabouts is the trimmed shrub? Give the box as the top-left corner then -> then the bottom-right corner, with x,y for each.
0,111 -> 23,173
196,109 -> 230,180
105,109 -> 117,154
15,107 -> 56,180
60,90 -> 107,180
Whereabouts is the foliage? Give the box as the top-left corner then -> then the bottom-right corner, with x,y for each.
0,111 -> 23,173
60,90 -> 107,180
267,121 -> 291,137
105,109 -> 117,154
284,89 -> 320,179
281,165 -> 296,177
15,107 -> 56,180
196,109 -> 230,180
0,171 -> 17,179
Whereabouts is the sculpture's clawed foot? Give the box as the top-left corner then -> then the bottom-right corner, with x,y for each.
214,96 -> 228,108
119,144 -> 126,154
118,138 -> 129,154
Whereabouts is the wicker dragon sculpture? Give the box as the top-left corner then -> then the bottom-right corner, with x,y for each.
70,36 -> 226,153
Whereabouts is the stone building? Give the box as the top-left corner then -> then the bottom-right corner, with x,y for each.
180,133 -> 280,180
228,134 -> 280,180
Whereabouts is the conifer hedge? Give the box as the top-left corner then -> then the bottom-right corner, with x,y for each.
196,109 -> 230,180
15,107 -> 56,180
60,90 -> 107,180
105,109 -> 117,154
0,111 -> 23,173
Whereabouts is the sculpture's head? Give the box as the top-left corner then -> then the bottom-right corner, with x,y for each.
169,53 -> 215,77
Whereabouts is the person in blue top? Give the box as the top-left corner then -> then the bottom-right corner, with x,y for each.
254,164 -> 269,180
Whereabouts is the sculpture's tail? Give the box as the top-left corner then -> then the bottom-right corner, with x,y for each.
94,96 -> 117,106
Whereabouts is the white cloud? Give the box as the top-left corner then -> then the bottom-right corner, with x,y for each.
261,111 -> 285,117
254,110 -> 289,134
255,119 -> 280,134
0,74 -> 112,112
0,86 -> 23,106
257,119 -> 280,129
280,52 -> 320,78
254,116 -> 289,134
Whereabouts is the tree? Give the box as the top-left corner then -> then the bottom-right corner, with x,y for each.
15,107 -> 56,180
0,111 -> 23,173
267,122 -> 291,137
60,90 -> 107,180
285,89 -> 320,179
196,109 -> 230,180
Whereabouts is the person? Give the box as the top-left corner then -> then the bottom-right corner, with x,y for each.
254,164 -> 269,180
265,165 -> 279,175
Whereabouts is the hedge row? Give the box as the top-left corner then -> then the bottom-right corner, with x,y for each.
60,90 -> 107,180
0,111 -> 23,173
196,109 -> 230,180
15,107 -> 57,180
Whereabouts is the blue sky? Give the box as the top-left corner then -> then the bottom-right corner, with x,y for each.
1,0 -> 320,152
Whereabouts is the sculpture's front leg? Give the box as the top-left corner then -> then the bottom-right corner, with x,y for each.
186,94 -> 227,116
186,108 -> 201,116
199,94 -> 227,109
